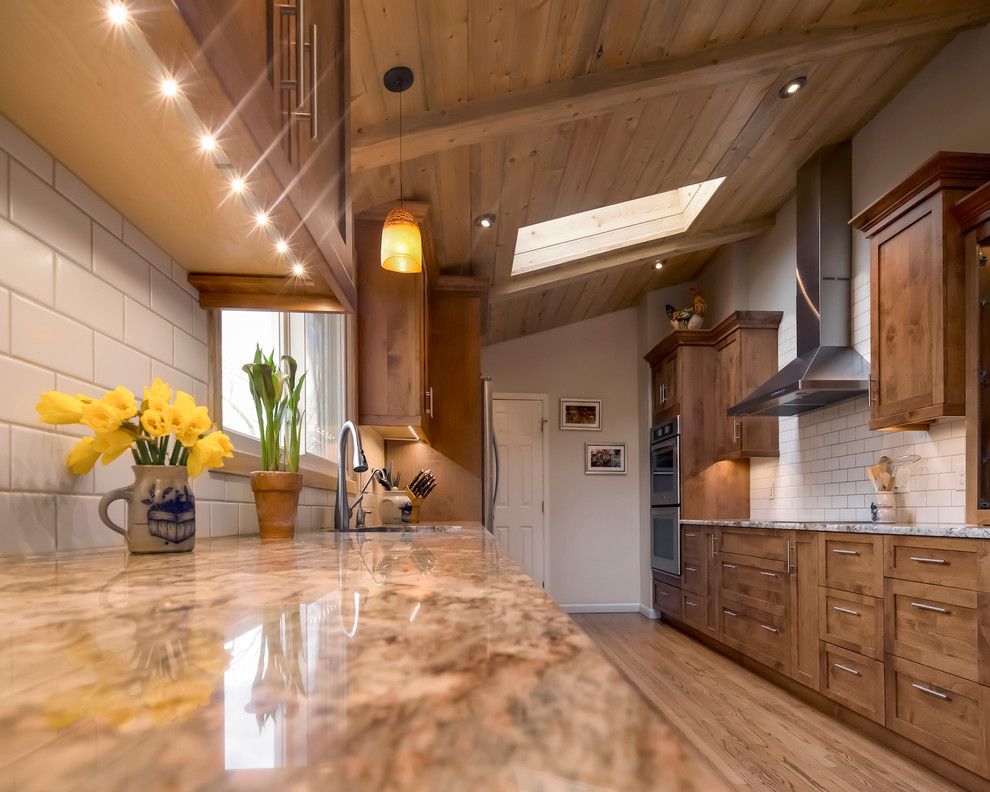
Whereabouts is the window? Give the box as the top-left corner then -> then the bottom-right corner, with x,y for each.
220,310 -> 348,466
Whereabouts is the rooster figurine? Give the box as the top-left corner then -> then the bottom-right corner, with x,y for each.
666,288 -> 708,330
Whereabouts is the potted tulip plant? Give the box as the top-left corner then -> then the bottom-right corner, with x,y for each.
243,346 -> 306,539
35,379 -> 233,553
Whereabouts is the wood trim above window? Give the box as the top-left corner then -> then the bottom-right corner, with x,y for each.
189,273 -> 346,313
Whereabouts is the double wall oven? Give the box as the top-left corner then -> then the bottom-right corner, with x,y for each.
650,417 -> 680,576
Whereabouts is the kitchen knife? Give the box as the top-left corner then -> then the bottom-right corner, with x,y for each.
409,470 -> 424,493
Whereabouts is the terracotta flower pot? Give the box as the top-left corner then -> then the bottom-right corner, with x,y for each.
251,471 -> 303,539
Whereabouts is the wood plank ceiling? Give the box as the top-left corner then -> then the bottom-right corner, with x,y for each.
348,0 -> 989,344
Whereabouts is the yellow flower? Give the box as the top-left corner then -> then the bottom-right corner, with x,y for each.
186,431 -> 234,477
36,391 -> 87,424
171,391 -> 212,447
67,436 -> 101,475
141,409 -> 170,437
102,386 -> 138,420
81,400 -> 124,434
143,378 -> 173,411
92,429 -> 135,465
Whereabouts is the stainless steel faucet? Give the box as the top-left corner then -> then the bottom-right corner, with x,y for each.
334,421 -> 369,531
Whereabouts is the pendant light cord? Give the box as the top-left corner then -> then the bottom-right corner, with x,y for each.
398,88 -> 403,209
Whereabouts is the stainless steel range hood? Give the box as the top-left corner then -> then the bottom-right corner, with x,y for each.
729,142 -> 869,418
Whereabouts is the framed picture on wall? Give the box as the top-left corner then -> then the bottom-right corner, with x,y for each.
560,398 -> 601,430
585,443 -> 626,475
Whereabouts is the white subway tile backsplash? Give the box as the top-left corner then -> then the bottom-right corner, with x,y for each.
0,287 -> 8,352
11,296 -> 93,379
0,493 -> 56,554
9,162 -> 91,267
123,297 -> 172,363
123,220 -> 171,275
54,164 -> 122,238
151,268 -> 192,328
55,255 -> 124,337
93,333 -> 151,395
0,153 -> 8,217
171,261 -> 197,298
0,355 -> 54,427
238,502 -> 259,535
192,305 -> 209,343
211,502 -> 238,537
225,476 -> 253,502
173,327 -> 207,380
56,495 -> 124,551
0,424 -> 9,489
151,360 -> 193,395
0,116 -> 53,182
0,216 -> 55,304
93,224 -> 150,305
11,427 -> 92,494
93,459 -> 135,495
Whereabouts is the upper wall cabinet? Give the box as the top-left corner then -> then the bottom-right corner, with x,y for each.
852,153 -> 990,431
166,0 -> 354,304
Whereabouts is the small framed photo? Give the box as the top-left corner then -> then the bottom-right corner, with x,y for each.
560,398 -> 601,431
585,443 -> 626,475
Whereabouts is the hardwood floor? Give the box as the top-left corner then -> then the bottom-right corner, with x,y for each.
573,613 -> 961,792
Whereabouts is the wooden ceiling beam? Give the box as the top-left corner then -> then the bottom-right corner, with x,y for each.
492,216 -> 774,300
351,4 -> 990,172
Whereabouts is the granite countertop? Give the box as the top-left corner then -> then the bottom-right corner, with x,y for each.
681,518 -> 989,539
0,525 -> 722,792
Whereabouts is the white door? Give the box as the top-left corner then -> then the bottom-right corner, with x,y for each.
493,397 -> 546,586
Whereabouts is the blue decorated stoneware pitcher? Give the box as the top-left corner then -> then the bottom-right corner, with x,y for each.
99,465 -> 196,553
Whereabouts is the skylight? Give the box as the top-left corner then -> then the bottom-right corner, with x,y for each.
510,177 -> 725,276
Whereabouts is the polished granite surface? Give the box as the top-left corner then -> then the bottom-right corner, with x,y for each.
0,526 -> 722,791
681,518 -> 989,538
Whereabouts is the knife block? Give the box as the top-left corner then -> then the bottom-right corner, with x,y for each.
401,488 -> 423,523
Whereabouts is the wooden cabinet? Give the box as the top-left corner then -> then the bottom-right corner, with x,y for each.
883,535 -> 989,591
821,643 -> 885,724
851,153 -> 990,430
650,350 -> 679,423
819,588 -> 884,660
710,313 -> 782,460
174,0 -> 355,301
788,531 -> 820,690
819,533 -> 884,597
653,579 -> 681,619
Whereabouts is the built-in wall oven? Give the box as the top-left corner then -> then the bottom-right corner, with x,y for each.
650,418 -> 680,576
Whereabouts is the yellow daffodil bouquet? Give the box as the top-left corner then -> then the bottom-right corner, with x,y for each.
35,378 -> 234,478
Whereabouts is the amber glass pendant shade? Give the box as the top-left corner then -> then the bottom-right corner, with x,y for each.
380,208 -> 423,273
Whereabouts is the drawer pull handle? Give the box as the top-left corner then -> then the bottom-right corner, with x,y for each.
760,624 -> 779,634
833,663 -> 861,676
722,563 -> 737,569
659,591 -> 670,597
723,609 -> 738,617
685,566 -> 698,573
685,600 -> 699,608
833,606 -> 861,616
910,602 -> 949,614
685,532 -> 698,537
759,571 -> 778,577
912,683 -> 951,701
909,556 -> 947,565
832,549 -> 859,556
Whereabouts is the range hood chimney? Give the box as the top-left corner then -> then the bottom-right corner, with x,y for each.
729,141 -> 869,418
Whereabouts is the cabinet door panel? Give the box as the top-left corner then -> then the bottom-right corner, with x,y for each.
713,335 -> 739,458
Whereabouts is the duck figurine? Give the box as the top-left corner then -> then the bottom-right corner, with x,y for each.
666,288 -> 707,330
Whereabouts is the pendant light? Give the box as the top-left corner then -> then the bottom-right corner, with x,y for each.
380,66 -> 422,274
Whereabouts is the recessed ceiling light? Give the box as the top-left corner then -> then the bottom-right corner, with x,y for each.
106,2 -> 128,25
160,77 -> 180,98
275,239 -> 289,254
474,213 -> 496,229
292,263 -> 305,276
229,176 -> 246,194
199,133 -> 217,152
654,260 -> 664,271
778,76 -> 807,98
254,210 -> 269,227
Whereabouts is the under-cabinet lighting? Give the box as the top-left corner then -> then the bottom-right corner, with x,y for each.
229,176 -> 246,194
778,76 -> 807,98
654,260 -> 664,270
199,133 -> 217,152
291,263 -> 305,276
254,210 -> 270,227
106,2 -> 129,25
159,77 -> 180,98
276,239 -> 289,255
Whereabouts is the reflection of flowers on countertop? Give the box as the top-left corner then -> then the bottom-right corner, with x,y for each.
245,608 -> 307,731
43,621 -> 229,731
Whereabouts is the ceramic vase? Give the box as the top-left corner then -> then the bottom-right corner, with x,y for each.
251,471 -> 303,539
99,465 -> 196,553
872,491 -> 897,523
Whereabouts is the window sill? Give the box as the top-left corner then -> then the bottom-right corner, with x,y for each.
219,450 -> 358,495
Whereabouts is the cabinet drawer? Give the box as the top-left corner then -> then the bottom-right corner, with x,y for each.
653,580 -> 681,619
886,655 -> 990,777
681,592 -> 712,631
819,534 -> 883,596
820,643 -> 885,724
720,602 -> 788,671
681,527 -> 710,561
884,536 -> 988,591
681,558 -> 708,597
719,528 -> 789,562
885,579 -> 986,683
819,588 -> 884,660
720,558 -> 787,615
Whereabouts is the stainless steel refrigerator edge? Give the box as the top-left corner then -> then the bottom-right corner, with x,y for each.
481,376 -> 499,533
